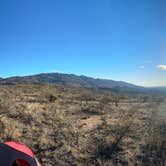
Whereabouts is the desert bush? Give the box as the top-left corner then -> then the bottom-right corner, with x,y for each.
100,94 -> 112,105
38,84 -> 57,103
79,90 -> 95,103
85,110 -> 135,165
111,94 -> 120,107
0,117 -> 22,141
45,94 -> 57,102
140,104 -> 166,166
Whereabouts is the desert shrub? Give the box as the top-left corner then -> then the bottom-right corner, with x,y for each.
79,90 -> 95,103
100,94 -> 112,105
46,94 -> 57,102
32,109 -> 82,165
85,111 -> 135,165
140,104 -> 166,166
111,94 -> 120,107
0,120 -> 5,141
155,96 -> 165,104
0,117 -> 22,141
38,84 -> 57,103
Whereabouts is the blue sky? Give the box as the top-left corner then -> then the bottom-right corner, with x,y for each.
0,0 -> 166,86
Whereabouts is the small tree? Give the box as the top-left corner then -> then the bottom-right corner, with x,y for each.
79,90 -> 95,104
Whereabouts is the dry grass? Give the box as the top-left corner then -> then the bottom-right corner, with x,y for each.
0,84 -> 164,166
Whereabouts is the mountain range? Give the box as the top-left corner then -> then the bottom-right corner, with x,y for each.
0,73 -> 165,94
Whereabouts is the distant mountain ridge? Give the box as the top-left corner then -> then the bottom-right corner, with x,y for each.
0,73 -> 140,88
0,73 -> 165,94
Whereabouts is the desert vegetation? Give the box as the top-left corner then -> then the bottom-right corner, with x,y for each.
0,84 -> 165,165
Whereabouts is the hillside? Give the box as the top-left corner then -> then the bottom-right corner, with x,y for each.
149,86 -> 166,93
0,73 -> 145,92
1,73 -> 165,94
